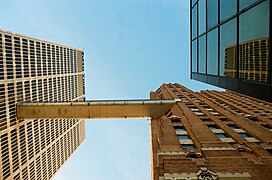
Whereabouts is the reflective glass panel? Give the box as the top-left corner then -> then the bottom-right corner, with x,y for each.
192,40 -> 197,72
207,0 -> 218,29
240,0 -> 257,10
220,18 -> 237,77
192,0 -> 197,6
192,5 -> 197,39
220,0 -> 237,21
198,35 -> 206,73
198,0 -> 206,34
239,1 -> 269,82
207,28 -> 218,75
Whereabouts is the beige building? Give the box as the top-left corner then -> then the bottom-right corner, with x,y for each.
0,29 -> 86,180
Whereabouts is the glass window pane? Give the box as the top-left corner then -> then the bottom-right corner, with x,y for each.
178,135 -> 189,140
198,35 -> 206,73
220,0 -> 237,21
240,0 -> 257,10
239,1 -> 269,82
207,28 -> 218,75
207,0 -> 218,29
216,133 -> 228,138
192,0 -> 197,6
220,18 -> 237,77
198,0 -> 206,34
192,5 -> 197,39
192,40 -> 197,72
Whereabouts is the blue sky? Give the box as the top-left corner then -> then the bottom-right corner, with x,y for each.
1,0 -> 222,179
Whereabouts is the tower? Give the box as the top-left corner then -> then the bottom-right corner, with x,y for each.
0,29 -> 85,179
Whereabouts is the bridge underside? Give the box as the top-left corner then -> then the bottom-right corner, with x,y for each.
16,99 -> 178,120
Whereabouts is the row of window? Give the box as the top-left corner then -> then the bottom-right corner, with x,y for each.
1,120 -> 82,180
0,75 -> 82,131
191,0 -> 270,83
0,33 -> 81,80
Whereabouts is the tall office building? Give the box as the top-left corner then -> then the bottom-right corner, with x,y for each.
150,83 -> 272,179
190,0 -> 271,101
0,30 -> 86,179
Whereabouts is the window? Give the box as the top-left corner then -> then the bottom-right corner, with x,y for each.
220,0 -> 237,21
216,133 -> 228,138
174,126 -> 185,131
261,124 -> 272,130
192,40 -> 197,72
208,124 -> 218,130
239,133 -> 250,138
178,135 -> 189,140
207,28 -> 218,75
198,0 -> 206,34
207,0 -> 218,29
192,5 -> 198,39
220,18 -> 237,77
227,124 -> 240,129
181,144 -> 194,149
239,1 -> 269,82
198,35 -> 206,73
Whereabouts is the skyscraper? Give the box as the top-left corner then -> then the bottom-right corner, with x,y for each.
150,83 -> 272,179
0,29 -> 86,179
190,0 -> 271,102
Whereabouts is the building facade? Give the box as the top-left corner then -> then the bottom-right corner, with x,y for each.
190,0 -> 271,102
0,30 -> 86,179
150,83 -> 272,179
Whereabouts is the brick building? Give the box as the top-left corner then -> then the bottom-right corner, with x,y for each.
150,83 -> 272,180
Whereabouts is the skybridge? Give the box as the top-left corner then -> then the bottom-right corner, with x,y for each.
16,99 -> 179,119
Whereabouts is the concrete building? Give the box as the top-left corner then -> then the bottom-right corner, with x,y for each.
190,0 -> 271,101
150,83 -> 272,179
0,29 -> 85,179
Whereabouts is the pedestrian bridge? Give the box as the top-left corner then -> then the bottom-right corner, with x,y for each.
16,99 -> 179,120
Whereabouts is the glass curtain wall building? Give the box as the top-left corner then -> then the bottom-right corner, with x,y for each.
190,0 -> 271,102
0,29 -> 86,180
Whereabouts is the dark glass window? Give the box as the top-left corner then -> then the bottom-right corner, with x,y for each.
240,0 -> 258,10
208,124 -> 218,130
198,0 -> 206,34
192,40 -> 197,72
239,1 -> 269,82
220,0 -> 237,21
239,133 -> 250,138
207,0 -> 218,29
174,126 -> 185,131
220,18 -> 237,77
216,133 -> 228,138
198,35 -> 206,73
207,28 -> 218,75
181,144 -> 194,149
192,5 -> 198,39
178,135 -> 189,140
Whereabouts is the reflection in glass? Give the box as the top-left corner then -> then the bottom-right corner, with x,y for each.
207,0 -> 218,29
220,18 -> 237,77
220,0 -> 237,21
192,6 -> 197,39
198,35 -> 206,74
198,0 -> 206,35
207,28 -> 218,75
192,40 -> 197,73
239,1 -> 269,82
240,0 -> 257,10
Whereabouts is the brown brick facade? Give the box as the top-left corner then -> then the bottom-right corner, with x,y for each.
150,83 -> 272,180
